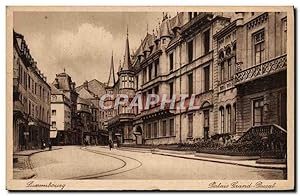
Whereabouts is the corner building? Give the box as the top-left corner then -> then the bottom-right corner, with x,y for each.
13,31 -> 51,152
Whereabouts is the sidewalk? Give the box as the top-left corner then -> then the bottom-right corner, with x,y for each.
118,147 -> 286,170
13,147 -> 62,179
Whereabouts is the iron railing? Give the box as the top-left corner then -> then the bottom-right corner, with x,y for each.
235,54 -> 287,84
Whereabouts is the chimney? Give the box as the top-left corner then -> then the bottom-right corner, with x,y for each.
83,80 -> 88,90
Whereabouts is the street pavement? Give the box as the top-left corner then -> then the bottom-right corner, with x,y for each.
29,146 -> 285,180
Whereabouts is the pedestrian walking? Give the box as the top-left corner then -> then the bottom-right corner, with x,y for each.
41,139 -> 46,150
109,140 -> 113,150
48,140 -> 52,151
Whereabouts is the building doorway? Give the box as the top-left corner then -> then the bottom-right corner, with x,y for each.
135,126 -> 143,145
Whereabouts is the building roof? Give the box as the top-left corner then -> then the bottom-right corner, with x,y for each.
52,72 -> 73,91
77,96 -> 92,105
75,79 -> 106,97
49,83 -> 63,95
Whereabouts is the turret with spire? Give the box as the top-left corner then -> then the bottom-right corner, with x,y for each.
118,26 -> 135,91
122,26 -> 131,71
107,51 -> 115,87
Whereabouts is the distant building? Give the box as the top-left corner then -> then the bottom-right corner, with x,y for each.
51,71 -> 78,144
49,83 -> 72,145
13,31 -> 51,152
76,79 -> 108,145
102,12 -> 287,145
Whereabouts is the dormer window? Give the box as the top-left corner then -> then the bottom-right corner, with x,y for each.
188,12 -> 193,21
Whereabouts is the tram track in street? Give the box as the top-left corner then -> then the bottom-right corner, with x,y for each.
65,147 -> 143,180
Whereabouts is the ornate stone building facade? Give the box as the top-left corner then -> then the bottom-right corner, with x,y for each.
13,31 -> 51,152
103,12 -> 287,145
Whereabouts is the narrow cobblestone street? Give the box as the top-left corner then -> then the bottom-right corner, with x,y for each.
27,146 -> 285,180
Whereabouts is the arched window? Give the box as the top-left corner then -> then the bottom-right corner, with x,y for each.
226,47 -> 231,56
219,51 -> 225,82
233,42 -> 236,53
226,105 -> 231,133
219,106 -> 225,133
218,51 -> 224,60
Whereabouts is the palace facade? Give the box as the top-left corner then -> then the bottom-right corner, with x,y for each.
103,12 -> 288,145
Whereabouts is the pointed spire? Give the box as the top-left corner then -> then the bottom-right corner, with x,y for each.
123,27 -> 131,70
107,51 -> 115,87
118,59 -> 122,73
146,23 -> 149,34
172,12 -> 181,31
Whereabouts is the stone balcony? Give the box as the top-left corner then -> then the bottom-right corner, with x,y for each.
235,54 -> 287,85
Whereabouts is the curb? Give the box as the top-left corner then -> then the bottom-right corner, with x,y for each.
13,147 -> 63,180
152,152 -> 286,170
13,147 -> 63,157
117,147 -> 153,153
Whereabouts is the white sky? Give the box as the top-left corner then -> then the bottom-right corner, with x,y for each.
14,12 -> 170,85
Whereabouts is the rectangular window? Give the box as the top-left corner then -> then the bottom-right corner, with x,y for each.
253,98 -> 264,126
143,69 -> 147,84
154,86 -> 159,94
220,62 -> 225,82
204,65 -> 210,92
188,73 -> 193,96
162,120 -> 167,137
147,123 -> 152,139
35,83 -> 37,95
154,59 -> 159,77
282,18 -> 287,54
28,101 -> 31,115
32,80 -> 34,93
228,58 -> 232,79
24,72 -> 27,90
188,114 -> 193,138
148,64 -> 152,81
52,121 -> 56,128
52,109 -> 56,116
28,75 -> 31,89
136,76 -> 139,90
169,53 -> 174,71
187,40 -> 193,62
153,122 -> 158,138
169,82 -> 173,98
253,30 -> 265,65
203,29 -> 210,54
169,118 -> 175,136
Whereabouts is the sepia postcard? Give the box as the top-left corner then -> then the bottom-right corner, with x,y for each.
6,6 -> 295,191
